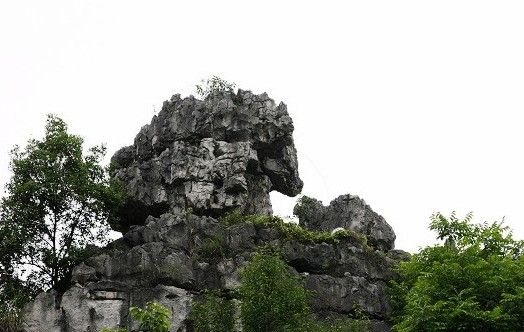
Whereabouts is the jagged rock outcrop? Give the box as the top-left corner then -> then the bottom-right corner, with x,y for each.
23,90 -> 405,332
24,212 -> 401,332
294,195 -> 396,251
111,90 -> 303,232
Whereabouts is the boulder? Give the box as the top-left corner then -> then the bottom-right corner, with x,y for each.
294,195 -> 396,251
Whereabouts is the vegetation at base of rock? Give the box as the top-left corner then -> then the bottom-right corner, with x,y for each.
0,274 -> 37,332
239,246 -> 311,332
102,301 -> 171,332
195,76 -> 236,98
0,115 -> 125,326
189,290 -> 236,332
220,211 -> 370,248
390,212 -> 524,332
236,246 -> 370,331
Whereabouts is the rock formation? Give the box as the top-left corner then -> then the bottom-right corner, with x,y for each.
294,195 -> 396,251
23,90 -> 405,332
111,90 -> 303,232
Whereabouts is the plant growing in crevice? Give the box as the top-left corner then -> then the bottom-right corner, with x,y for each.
195,235 -> 228,263
219,211 -> 370,249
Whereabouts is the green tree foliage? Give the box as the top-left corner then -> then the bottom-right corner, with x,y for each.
0,115 -> 125,305
195,76 -> 236,98
390,212 -> 524,332
0,274 -> 37,331
129,302 -> 171,332
190,291 -> 236,332
102,301 -> 171,332
239,247 -> 310,332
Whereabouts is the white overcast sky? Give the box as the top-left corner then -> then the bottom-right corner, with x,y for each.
1,1 -> 524,252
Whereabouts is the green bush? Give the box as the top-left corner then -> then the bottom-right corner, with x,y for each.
129,302 -> 171,332
102,301 -> 171,332
190,290 -> 236,332
390,212 -> 524,332
239,246 -> 310,332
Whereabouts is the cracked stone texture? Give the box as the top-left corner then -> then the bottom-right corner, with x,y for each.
24,213 -> 405,331
111,90 -> 303,232
294,195 -> 397,251
23,89 -> 407,332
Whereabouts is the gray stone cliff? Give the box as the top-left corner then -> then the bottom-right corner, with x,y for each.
23,90 -> 404,332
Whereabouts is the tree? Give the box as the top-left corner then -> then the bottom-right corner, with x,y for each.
195,76 -> 236,98
390,212 -> 524,332
0,115 -> 124,297
239,247 -> 310,332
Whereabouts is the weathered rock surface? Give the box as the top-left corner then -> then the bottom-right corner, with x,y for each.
23,89 -> 405,332
111,90 -> 303,232
24,283 -> 192,332
294,195 -> 396,251
25,212 -> 401,331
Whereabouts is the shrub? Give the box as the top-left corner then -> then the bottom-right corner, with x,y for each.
190,290 -> 236,332
390,212 -> 524,332
239,246 -> 310,332
129,302 -> 171,332
102,301 -> 171,332
195,76 -> 236,98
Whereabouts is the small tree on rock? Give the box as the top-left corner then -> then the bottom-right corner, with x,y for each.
195,76 -> 236,98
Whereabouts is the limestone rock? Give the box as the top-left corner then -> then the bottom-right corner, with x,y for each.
24,211 -> 399,331
23,88 -> 403,332
294,195 -> 396,251
111,90 -> 303,232
24,284 -> 192,332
